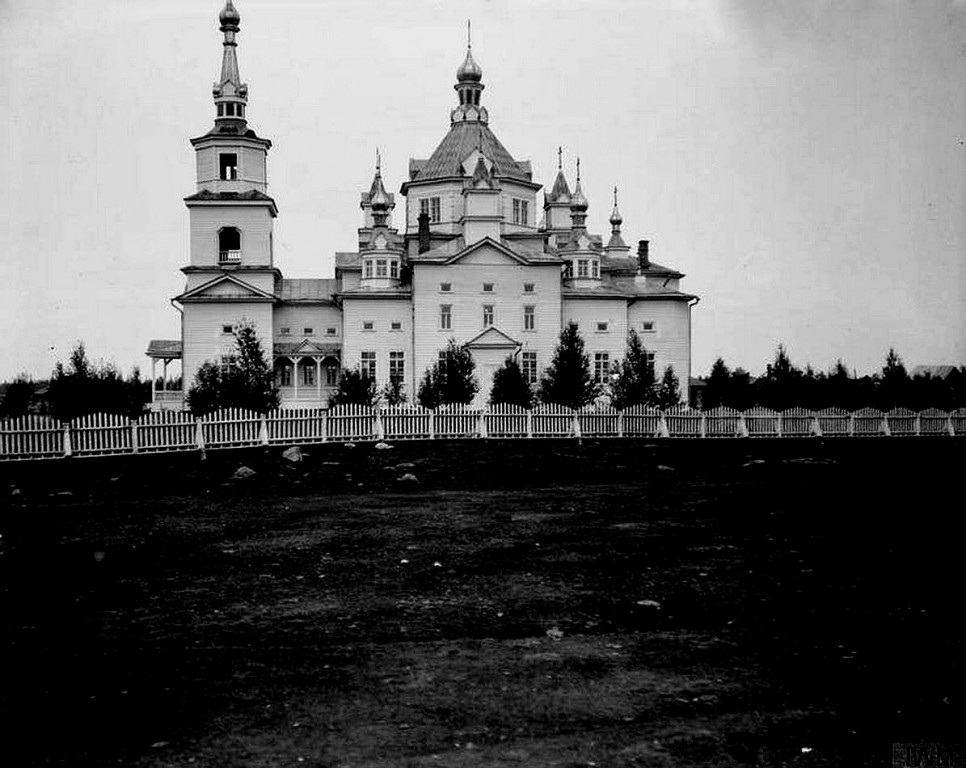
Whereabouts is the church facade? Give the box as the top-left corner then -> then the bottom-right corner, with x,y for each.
147,1 -> 699,409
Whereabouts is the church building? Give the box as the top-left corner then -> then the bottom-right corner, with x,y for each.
147,1 -> 699,409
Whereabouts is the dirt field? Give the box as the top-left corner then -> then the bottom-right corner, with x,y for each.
1,438 -> 963,767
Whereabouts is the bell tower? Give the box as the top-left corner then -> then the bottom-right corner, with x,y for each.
183,0 -> 277,293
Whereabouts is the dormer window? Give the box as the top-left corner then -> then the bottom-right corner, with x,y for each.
591,260 -> 599,279
219,153 -> 238,180
218,227 -> 241,263
364,260 -> 373,279
390,260 -> 399,279
376,260 -> 387,278
577,260 -> 589,278
512,199 -> 529,225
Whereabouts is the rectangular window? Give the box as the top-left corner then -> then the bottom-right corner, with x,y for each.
303,365 -> 315,386
376,260 -> 387,278
225,103 -> 235,117
483,304 -> 494,327
564,261 -> 573,279
440,304 -> 452,330
390,260 -> 399,279
420,196 -> 442,223
642,321 -> 656,332
325,366 -> 338,386
523,305 -> 535,331
279,365 -> 292,387
326,327 -> 337,336
360,351 -> 376,380
279,327 -> 291,336
512,198 -> 529,225
594,352 -> 610,384
219,153 -> 238,180
303,327 -> 314,336
523,283 -> 534,293
646,352 -> 656,366
363,321 -> 374,331
440,282 -> 452,292
577,260 -> 589,278
591,260 -> 599,279
389,351 -> 405,382
521,351 -> 537,384
596,321 -> 608,332
483,282 -> 494,292
222,324 -> 233,334
390,320 -> 402,331
364,260 -> 373,279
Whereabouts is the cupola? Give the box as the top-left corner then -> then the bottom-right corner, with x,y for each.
212,0 -> 249,126
360,151 -> 402,287
451,21 -> 489,125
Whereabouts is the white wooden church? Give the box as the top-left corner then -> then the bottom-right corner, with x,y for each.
147,1 -> 699,409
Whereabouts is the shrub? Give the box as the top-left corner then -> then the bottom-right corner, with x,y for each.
539,323 -> 598,409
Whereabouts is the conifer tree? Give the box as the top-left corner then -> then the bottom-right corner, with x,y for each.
539,323 -> 598,409
380,375 -> 407,406
609,330 -> 656,410
489,356 -> 533,408
329,368 -> 378,407
186,320 -> 279,415
656,365 -> 682,409
416,339 -> 478,407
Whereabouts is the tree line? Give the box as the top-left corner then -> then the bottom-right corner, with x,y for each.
702,345 -> 966,413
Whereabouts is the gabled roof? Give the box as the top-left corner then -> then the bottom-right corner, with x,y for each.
464,325 -> 521,349
146,340 -> 182,359
410,236 -> 563,266
277,278 -> 338,303
404,121 -> 532,188
274,341 -> 341,358
546,169 -> 571,204
174,273 -> 277,303
911,365 -> 960,379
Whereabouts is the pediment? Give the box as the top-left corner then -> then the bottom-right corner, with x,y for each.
461,149 -> 493,176
464,325 -> 520,349
446,237 -> 529,266
176,274 -> 276,303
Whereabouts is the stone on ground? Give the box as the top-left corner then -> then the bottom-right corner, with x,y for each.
281,446 -> 302,463
232,466 -> 256,480
398,473 -> 419,486
374,442 -> 393,450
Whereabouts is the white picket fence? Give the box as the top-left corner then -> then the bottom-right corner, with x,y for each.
0,405 -> 963,461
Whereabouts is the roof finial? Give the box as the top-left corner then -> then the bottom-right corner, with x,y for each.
614,186 -> 618,206
576,157 -> 581,183
376,147 -> 381,174
558,146 -> 563,170
467,19 -> 472,48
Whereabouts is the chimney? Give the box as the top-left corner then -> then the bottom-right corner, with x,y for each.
637,239 -> 650,271
418,212 -> 431,254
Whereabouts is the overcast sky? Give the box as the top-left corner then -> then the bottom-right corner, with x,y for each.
1,0 -> 964,382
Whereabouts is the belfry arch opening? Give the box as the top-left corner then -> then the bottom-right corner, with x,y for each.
218,227 -> 241,263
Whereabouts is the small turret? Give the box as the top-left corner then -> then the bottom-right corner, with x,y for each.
604,186 -> 630,258
451,21 -> 489,125
212,0 -> 249,127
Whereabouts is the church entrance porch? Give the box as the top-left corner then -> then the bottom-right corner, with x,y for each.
273,344 -> 341,408
464,327 -> 522,408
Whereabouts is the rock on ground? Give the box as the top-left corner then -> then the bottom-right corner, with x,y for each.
374,442 -> 393,450
232,466 -> 256,480
281,446 -> 302,463
398,473 -> 419,486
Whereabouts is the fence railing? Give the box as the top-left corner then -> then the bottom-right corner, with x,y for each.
1,406 -> 963,461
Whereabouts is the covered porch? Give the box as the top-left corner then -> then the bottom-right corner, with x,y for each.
146,340 -> 185,411
274,341 -> 342,408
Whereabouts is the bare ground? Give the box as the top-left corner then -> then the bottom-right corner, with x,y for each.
0,438 -> 963,767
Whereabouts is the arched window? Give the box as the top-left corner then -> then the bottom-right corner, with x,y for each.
218,228 -> 241,263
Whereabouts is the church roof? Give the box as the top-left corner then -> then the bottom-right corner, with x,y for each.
407,121 -> 532,185
277,278 -> 337,303
184,188 -> 276,204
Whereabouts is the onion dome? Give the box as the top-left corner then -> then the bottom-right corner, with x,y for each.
219,0 -> 240,29
609,186 -> 622,226
457,46 -> 483,82
570,159 -> 589,212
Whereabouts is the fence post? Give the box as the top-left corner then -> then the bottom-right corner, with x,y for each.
737,413 -> 749,438
914,414 -> 921,437
658,412 -> 669,438
478,408 -> 488,439
617,411 -> 624,438
374,407 -> 385,441
572,411 -> 581,439
321,409 -> 328,443
948,415 -> 955,437
776,413 -> 783,438
428,410 -> 435,440
195,418 -> 206,452
526,408 -> 533,439
882,415 -> 891,437
131,420 -> 139,454
62,423 -> 72,458
259,414 -> 269,446
848,413 -> 855,437
699,412 -> 706,438
812,415 -> 822,437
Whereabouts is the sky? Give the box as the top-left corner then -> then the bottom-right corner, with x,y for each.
1,0 -> 964,382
